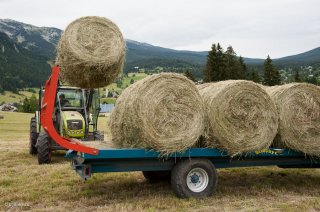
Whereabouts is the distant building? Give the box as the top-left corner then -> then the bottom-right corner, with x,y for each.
99,104 -> 115,115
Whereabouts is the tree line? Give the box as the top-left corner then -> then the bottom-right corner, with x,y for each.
201,43 -> 282,86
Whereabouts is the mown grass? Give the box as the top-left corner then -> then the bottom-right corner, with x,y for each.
0,111 -> 319,211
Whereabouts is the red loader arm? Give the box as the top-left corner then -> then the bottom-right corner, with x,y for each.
40,66 -> 99,155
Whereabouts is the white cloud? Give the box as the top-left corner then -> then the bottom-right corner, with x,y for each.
0,0 -> 319,58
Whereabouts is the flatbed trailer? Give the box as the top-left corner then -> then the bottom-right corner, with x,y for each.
66,147 -> 320,198
42,67 -> 319,198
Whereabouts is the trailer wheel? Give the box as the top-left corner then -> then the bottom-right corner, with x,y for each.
36,132 -> 52,164
171,159 -> 218,198
94,131 -> 104,141
142,171 -> 171,183
29,117 -> 38,155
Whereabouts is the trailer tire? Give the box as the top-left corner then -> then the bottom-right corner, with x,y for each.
171,159 -> 217,198
142,171 -> 171,183
36,132 -> 52,164
94,131 -> 104,141
29,117 -> 38,155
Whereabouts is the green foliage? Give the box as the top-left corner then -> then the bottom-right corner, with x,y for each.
263,55 -> 282,86
101,98 -> 116,104
184,70 -> 196,82
130,79 -> 135,84
21,94 -> 38,113
204,43 -> 220,82
249,71 -> 262,83
116,80 -> 123,88
294,69 -> 302,82
0,32 -> 51,92
25,88 -> 37,93
204,43 -> 250,82
225,46 -> 240,79
306,76 -> 319,85
238,56 -> 247,79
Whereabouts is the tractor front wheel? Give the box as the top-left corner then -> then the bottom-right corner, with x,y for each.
29,117 -> 38,155
36,132 -> 52,164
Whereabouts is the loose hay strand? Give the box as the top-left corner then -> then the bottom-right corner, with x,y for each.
109,73 -> 206,155
198,80 -> 279,155
56,16 -> 126,88
266,83 -> 320,156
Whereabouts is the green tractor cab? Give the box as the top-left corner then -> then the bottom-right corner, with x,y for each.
29,86 -> 103,164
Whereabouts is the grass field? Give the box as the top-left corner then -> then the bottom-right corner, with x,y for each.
0,111 -> 319,211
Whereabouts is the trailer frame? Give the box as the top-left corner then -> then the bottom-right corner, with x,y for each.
65,147 -> 320,198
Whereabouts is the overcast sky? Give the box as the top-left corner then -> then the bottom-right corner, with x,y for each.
1,0 -> 319,58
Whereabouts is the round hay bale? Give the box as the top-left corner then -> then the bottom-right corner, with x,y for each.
56,16 -> 126,88
266,83 -> 320,155
198,80 -> 278,155
109,73 -> 206,154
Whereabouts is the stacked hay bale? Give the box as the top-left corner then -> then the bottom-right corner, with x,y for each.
109,73 -> 206,154
56,16 -> 126,88
266,83 -> 320,156
198,80 -> 278,155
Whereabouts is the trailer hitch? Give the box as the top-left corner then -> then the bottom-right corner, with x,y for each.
40,66 -> 99,155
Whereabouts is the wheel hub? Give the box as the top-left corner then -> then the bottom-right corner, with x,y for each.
190,173 -> 200,184
186,168 -> 209,192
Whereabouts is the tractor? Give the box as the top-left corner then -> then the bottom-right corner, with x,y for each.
29,84 -> 103,164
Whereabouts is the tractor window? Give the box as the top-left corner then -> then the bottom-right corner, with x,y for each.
57,89 -> 83,108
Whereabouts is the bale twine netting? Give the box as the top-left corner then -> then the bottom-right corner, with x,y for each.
56,16 -> 126,88
198,80 -> 278,155
109,73 -> 206,154
266,83 -> 320,156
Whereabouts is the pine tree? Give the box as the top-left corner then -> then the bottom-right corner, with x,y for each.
204,44 -> 217,82
184,70 -> 196,82
238,56 -> 247,79
250,71 -> 262,83
294,69 -> 301,82
306,76 -> 318,85
263,55 -> 281,86
225,46 -> 239,79
216,43 -> 226,81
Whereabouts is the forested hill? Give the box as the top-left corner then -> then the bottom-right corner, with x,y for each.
0,32 -> 51,92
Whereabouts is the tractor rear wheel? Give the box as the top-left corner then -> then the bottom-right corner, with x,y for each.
29,117 -> 38,155
36,131 -> 52,164
94,131 -> 104,141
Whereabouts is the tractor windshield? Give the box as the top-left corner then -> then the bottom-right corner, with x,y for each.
57,89 -> 84,108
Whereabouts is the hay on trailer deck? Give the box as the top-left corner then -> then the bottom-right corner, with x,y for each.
109,73 -> 206,154
56,16 -> 125,88
198,80 -> 278,155
266,83 -> 320,156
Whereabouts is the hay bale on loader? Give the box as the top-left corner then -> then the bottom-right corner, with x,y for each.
109,73 -> 206,154
266,83 -> 320,156
56,16 -> 126,88
198,80 -> 278,155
